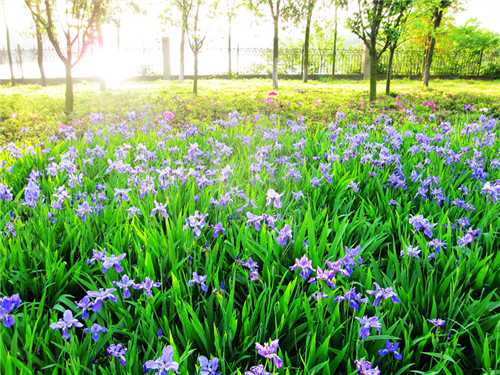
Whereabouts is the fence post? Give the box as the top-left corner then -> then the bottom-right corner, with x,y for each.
162,37 -> 171,80
361,44 -> 370,79
17,44 -> 25,80
301,47 -> 304,75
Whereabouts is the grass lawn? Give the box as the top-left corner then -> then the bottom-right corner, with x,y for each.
1,78 -> 500,374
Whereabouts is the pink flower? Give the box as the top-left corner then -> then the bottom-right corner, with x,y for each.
11,114 -> 17,119
163,111 -> 175,121
395,101 -> 402,106
314,99 -> 322,105
268,91 -> 278,96
60,124 -> 68,130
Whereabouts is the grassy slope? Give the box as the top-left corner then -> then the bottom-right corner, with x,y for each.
1,78 -> 499,143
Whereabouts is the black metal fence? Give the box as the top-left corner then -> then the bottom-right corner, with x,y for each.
238,48 -> 500,77
1,46 -> 499,79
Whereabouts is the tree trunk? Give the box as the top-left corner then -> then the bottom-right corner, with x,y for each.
98,23 -> 106,91
369,51 -> 378,101
2,1 -> 15,86
228,17 -> 232,79
17,44 -> 24,80
302,7 -> 312,83
116,21 -> 121,51
423,8 -> 443,87
386,46 -> 395,95
193,50 -> 198,95
180,27 -> 186,83
65,63 -> 74,115
272,18 -> 279,90
35,22 -> 46,86
331,2 -> 338,79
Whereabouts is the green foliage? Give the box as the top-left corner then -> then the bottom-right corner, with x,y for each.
1,78 -> 500,375
448,19 -> 500,54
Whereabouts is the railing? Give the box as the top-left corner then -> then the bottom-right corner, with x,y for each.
1,46 -> 498,80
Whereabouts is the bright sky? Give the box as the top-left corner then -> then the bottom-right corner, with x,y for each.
454,0 -> 500,33
1,0 -> 499,79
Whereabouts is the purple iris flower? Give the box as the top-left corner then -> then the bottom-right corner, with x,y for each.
255,339 -> 283,369
144,345 -> 180,374
265,189 -> 284,209
107,343 -> 127,367
240,257 -> 259,269
102,253 -> 127,273
183,211 -> 209,237
198,355 -> 220,375
354,358 -> 380,375
114,188 -> 132,202
379,340 -> 403,360
310,177 -> 322,188
0,183 -> 13,201
87,248 -> 106,265
84,323 -> 108,343
409,214 -> 437,238
246,212 -> 265,231
212,222 -> 225,238
112,275 -> 136,298
276,224 -> 294,246
289,255 -> 314,280
249,269 -> 260,281
401,245 -> 421,258
188,273 -> 209,292
457,233 -> 475,248
355,315 -> 382,339
311,292 -> 329,300
346,180 -> 360,193
308,266 -> 335,286
389,199 -> 400,206
87,288 -> 118,312
126,206 -> 142,218
5,221 -> 17,237
75,295 -> 93,319
50,310 -> 83,340
75,201 -> 93,222
334,287 -> 369,311
366,282 -> 401,306
428,238 -> 447,253
427,318 -> 446,327
0,294 -> 21,327
244,365 -> 271,375
134,277 -> 161,297
151,200 -> 169,218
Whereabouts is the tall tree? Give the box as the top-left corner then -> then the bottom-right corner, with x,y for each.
346,0 -> 412,101
33,2 -> 47,86
1,0 -> 15,85
25,0 -> 106,114
247,0 -> 282,89
301,0 -> 315,83
422,0 -> 452,87
384,1 -> 416,94
162,0 -> 193,83
285,0 -> 346,83
331,0 -> 339,79
223,0 -> 239,79
185,0 -> 218,94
